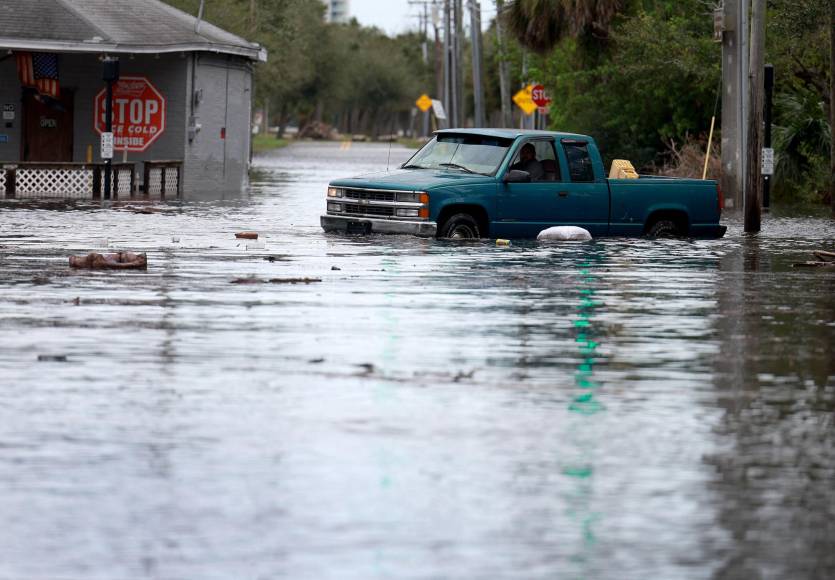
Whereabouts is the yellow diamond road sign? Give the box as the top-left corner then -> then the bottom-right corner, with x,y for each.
416,94 -> 433,113
513,85 -> 537,116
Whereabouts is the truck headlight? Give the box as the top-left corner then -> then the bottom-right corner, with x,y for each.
327,202 -> 343,213
396,192 -> 420,203
396,191 -> 429,204
327,187 -> 343,198
396,208 -> 420,218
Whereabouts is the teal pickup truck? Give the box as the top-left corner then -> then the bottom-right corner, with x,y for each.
320,129 -> 726,239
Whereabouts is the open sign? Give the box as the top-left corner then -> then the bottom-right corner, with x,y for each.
94,77 -> 166,152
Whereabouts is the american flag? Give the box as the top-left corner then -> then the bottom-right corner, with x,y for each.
16,52 -> 60,99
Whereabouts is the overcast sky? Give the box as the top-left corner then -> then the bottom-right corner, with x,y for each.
350,0 -> 497,35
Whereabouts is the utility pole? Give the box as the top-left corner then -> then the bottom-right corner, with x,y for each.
494,0 -> 511,127
720,0 -> 739,208
455,0 -> 464,126
469,0 -> 484,127
744,0 -> 765,233
739,0 -> 749,207
830,2 -> 835,215
443,0 -> 452,126
432,2 -> 443,106
410,0 -> 435,136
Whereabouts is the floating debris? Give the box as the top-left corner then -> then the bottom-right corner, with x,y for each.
793,250 -> 835,268
230,277 -> 321,285
235,232 -> 259,240
496,239 -> 511,247
37,354 -> 68,362
69,252 -> 147,270
537,226 -> 593,241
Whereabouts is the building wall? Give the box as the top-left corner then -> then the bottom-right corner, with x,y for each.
0,58 -> 24,161
0,51 -> 253,196
183,53 -> 252,196
66,53 -> 189,168
323,0 -> 351,24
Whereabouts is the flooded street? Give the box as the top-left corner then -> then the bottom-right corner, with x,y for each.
1,141 -> 834,579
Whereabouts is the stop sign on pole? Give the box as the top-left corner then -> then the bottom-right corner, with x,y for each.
94,76 -> 166,152
531,84 -> 550,108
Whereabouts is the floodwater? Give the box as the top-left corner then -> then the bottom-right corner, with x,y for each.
1,141 -> 833,580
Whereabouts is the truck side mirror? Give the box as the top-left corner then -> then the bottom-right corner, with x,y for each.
504,170 -> 531,183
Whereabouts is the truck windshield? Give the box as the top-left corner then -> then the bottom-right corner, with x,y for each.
402,135 -> 513,175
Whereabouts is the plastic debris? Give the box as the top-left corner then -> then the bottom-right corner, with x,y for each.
230,277 -> 321,285
537,226 -> 593,241
496,239 -> 511,246
37,354 -> 68,362
69,251 -> 148,270
235,232 -> 259,240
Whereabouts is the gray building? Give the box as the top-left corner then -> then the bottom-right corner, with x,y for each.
0,0 -> 266,198
323,0 -> 351,24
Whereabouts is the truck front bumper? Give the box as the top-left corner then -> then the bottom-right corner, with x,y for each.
321,215 -> 437,237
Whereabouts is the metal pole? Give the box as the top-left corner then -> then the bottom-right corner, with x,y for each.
102,57 -> 119,200
744,0 -> 764,233
763,63 -> 774,210
104,78 -> 113,199
469,0 -> 484,127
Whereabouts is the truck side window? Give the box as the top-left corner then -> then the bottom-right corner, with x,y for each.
509,140 -> 560,182
563,141 -> 595,182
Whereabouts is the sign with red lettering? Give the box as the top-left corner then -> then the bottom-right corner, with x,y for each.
94,77 -> 165,152
531,84 -> 550,108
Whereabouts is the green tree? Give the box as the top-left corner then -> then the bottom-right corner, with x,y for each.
503,0 -> 623,54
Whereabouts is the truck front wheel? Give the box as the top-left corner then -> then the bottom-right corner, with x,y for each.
439,213 -> 481,239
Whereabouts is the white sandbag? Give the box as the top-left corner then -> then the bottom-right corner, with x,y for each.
537,226 -> 593,241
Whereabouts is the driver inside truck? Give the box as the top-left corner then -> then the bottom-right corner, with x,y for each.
511,143 -> 544,181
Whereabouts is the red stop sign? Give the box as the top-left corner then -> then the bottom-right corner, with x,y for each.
531,84 -> 550,108
94,76 -> 166,152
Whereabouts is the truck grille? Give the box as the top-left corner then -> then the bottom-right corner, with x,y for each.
344,204 -> 394,217
344,189 -> 395,202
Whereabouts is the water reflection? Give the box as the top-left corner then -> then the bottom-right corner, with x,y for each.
0,142 -> 833,579
709,233 -> 835,579
563,250 -> 605,578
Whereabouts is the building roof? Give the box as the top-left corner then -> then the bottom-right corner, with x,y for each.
0,0 -> 266,61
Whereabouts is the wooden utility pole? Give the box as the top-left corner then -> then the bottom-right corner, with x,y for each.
454,0 -> 464,126
469,0 -> 485,127
744,0 -> 765,233
830,2 -> 835,215
443,0 -> 452,125
720,0 -> 741,208
495,0 -> 511,127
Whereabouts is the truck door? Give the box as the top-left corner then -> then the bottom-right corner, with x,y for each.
496,138 -> 564,238
555,139 -> 610,236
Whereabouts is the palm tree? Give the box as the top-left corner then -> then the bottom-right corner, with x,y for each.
503,0 -> 623,54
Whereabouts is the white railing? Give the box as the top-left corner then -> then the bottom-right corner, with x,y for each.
2,162 -> 180,199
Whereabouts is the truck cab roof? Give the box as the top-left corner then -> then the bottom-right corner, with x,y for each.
434,128 -> 591,141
